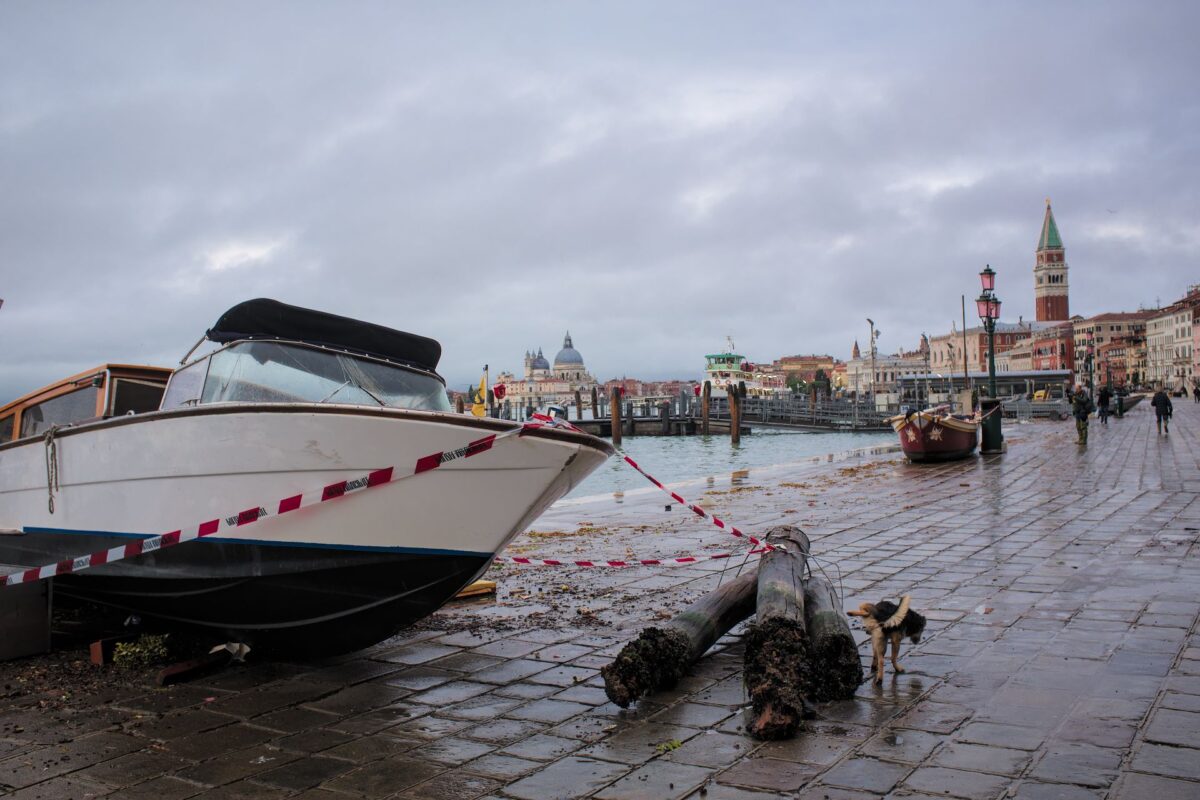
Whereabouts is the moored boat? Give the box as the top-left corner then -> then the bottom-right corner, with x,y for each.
889,406 -> 979,462
0,299 -> 612,654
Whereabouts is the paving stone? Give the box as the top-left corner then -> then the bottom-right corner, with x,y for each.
275,727 -> 355,754
461,718 -> 545,745
893,700 -> 974,734
375,642 -> 462,665
1127,741 -> 1200,781
502,756 -> 630,799
1008,782 -> 1103,800
717,758 -> 820,792
932,741 -> 1032,776
186,780 -> 289,799
164,724 -> 275,761
793,786 -> 888,800
460,752 -> 544,779
550,684 -> 610,705
301,683 -> 410,716
663,731 -> 757,769
254,756 -> 357,791
1143,708 -> 1200,747
505,699 -> 592,724
397,768 -> 503,800
578,722 -> 700,765
252,707 -> 341,733
174,743 -> 298,786
322,755 -> 445,795
1028,742 -> 1123,788
410,736 -> 495,766
0,732 -> 144,788
651,702 -> 736,728
407,682 -> 494,706
322,733 -> 421,762
472,659 -> 553,685
902,765 -> 1013,799
683,785 -> 789,800
75,750 -> 191,787
108,776 -> 202,800
1111,772 -> 1200,800
438,694 -> 523,721
955,721 -> 1046,751
858,728 -> 942,764
819,756 -> 910,793
382,667 -> 461,691
595,760 -> 712,799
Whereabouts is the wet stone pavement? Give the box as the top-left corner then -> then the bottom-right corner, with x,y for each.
3,400 -> 1200,799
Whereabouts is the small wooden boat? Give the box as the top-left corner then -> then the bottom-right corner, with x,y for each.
889,407 -> 978,462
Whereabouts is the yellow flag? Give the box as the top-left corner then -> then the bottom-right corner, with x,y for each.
471,371 -> 487,417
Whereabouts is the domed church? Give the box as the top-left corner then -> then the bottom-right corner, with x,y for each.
494,332 -> 599,410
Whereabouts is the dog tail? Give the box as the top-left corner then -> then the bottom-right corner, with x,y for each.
882,595 -> 911,629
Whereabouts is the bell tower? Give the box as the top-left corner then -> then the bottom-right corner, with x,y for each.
1034,199 -> 1069,321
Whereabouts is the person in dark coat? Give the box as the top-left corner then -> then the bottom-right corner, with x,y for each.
1192,385 -> 1199,403
1097,387 -> 1112,425
1151,387 -> 1173,434
1072,387 -> 1094,445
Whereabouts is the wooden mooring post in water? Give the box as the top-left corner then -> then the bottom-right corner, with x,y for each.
574,390 -> 583,421
454,395 -> 465,414
610,387 -> 622,446
729,387 -> 742,445
591,387 -> 599,420
701,381 -> 711,435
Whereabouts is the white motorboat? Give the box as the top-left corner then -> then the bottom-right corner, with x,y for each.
0,299 -> 612,654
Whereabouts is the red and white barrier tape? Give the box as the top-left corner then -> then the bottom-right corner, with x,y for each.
3,419 -> 550,588
3,411 -> 773,586
496,547 -> 769,568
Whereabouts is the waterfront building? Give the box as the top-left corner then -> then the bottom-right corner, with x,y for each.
1034,200 -> 1070,322
845,336 -> 929,395
1146,288 -> 1200,389
1072,312 -> 1152,388
768,354 -> 837,384
928,321 -> 1044,377
493,332 -> 599,408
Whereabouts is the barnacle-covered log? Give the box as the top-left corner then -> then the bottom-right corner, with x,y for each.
744,526 -> 813,740
601,566 -> 758,708
804,575 -> 863,701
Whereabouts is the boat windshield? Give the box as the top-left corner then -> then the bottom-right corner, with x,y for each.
162,341 -> 451,412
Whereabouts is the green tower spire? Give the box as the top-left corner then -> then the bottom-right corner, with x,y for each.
1038,199 -> 1063,251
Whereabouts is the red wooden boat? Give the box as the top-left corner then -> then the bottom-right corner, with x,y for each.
889,407 -> 978,462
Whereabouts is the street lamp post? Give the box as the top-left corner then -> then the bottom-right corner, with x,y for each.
975,265 -> 1004,454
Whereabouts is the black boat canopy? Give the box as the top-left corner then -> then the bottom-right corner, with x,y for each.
207,298 -> 443,372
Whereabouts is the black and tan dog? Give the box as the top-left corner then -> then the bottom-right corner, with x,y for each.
847,596 -> 927,685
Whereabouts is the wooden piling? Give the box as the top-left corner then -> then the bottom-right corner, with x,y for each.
730,389 -> 741,445
701,381 -> 711,435
591,386 -> 599,420
575,390 -> 583,421
610,387 -> 622,446
454,395 -> 465,414
660,401 -> 671,435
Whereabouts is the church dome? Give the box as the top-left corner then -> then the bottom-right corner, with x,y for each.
531,348 -> 550,371
554,332 -> 584,367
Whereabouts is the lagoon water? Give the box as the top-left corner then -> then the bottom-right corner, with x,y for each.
566,428 -> 897,500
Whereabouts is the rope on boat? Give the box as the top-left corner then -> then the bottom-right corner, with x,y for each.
43,425 -> 60,515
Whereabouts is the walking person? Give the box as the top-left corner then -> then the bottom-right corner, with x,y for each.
1072,386 -> 1094,445
1152,386 -> 1173,435
1192,384 -> 1199,403
1097,386 -> 1111,426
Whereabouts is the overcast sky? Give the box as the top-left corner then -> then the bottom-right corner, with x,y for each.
2,2 -> 1198,399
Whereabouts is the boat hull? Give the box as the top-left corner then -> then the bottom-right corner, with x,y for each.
891,411 -> 978,462
0,405 -> 611,654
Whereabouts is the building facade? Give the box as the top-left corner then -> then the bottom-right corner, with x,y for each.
1146,289 -> 1200,390
1071,312 -> 1151,388
493,332 -> 599,409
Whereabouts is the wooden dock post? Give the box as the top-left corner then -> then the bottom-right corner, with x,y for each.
701,381 -> 711,435
591,387 -> 599,420
610,387 -> 622,446
730,388 -> 742,445
575,390 -> 583,421
660,401 -> 671,435
454,395 -> 465,414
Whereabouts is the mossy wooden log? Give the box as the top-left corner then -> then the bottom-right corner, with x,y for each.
600,566 -> 758,708
804,575 -> 863,701
745,526 -> 813,740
